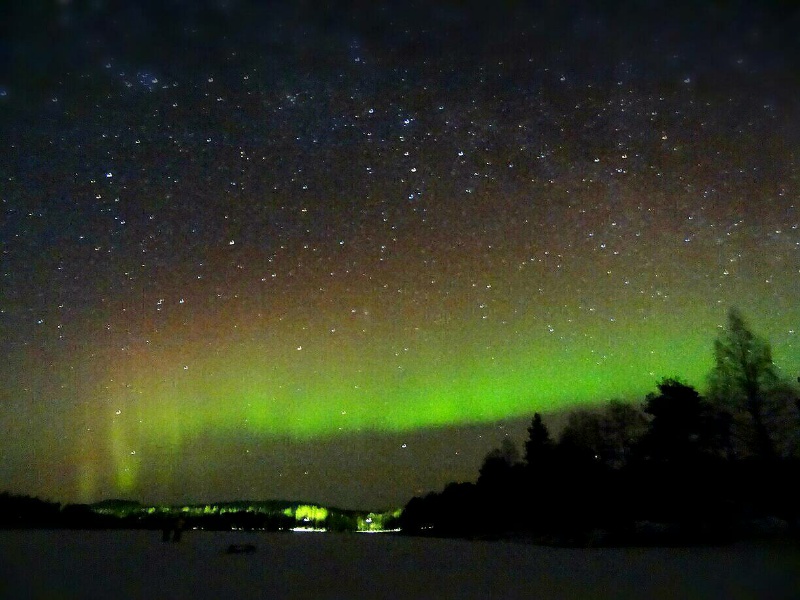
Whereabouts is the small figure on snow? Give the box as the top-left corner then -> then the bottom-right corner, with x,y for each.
172,517 -> 186,542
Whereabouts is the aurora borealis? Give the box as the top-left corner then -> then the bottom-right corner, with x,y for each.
2,2 -> 799,509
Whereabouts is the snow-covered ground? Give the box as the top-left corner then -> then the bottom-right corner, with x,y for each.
1,530 -> 798,599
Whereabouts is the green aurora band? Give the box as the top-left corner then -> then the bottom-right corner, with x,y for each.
89,307 -> 799,494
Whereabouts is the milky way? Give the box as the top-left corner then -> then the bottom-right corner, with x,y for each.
1,2 -> 798,508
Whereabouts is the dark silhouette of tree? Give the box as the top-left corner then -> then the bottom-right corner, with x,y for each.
524,412 -> 553,467
627,379 -> 737,530
477,438 -> 519,487
558,409 -> 604,463
552,410 -> 613,539
523,413 -> 584,536
557,401 -> 647,469
708,308 -> 785,460
0,492 -> 61,527
603,400 -> 649,468
398,483 -> 479,536
476,438 -> 523,534
638,379 -> 723,464
398,495 -> 432,534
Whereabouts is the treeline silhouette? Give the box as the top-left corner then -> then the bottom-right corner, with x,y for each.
0,494 -> 163,530
0,495 -> 402,532
0,494 -> 307,531
400,309 -> 800,545
3,309 -> 798,545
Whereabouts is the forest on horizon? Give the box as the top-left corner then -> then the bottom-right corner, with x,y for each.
3,308 -> 799,546
400,308 -> 800,545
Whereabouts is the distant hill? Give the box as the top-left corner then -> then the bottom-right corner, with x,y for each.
1,492 -> 402,532
91,499 -> 142,512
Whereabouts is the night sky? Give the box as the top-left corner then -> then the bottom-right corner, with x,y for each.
2,1 -> 799,510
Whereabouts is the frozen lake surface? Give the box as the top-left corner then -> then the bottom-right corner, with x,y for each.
1,530 -> 799,599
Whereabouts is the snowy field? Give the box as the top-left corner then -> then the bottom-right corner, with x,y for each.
1,530 -> 799,599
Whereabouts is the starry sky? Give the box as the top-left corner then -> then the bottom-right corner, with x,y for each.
1,1 -> 799,510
